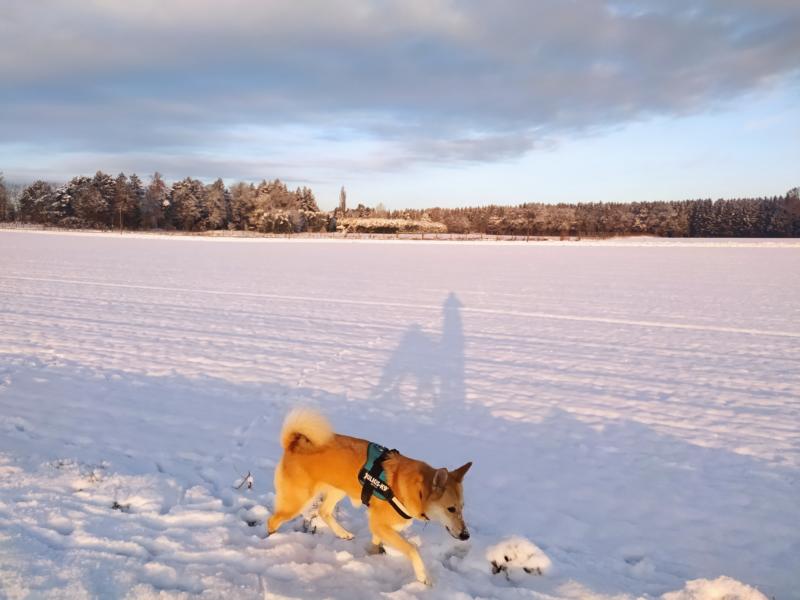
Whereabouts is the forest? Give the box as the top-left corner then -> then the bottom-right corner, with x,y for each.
1,172 -> 798,237
0,172 -> 325,234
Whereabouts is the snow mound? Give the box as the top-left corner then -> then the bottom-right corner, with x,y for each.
662,576 -> 768,600
486,536 -> 552,579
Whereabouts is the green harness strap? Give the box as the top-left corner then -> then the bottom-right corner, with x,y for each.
357,442 -> 412,519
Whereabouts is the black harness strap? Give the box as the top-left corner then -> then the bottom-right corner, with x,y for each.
359,446 -> 389,506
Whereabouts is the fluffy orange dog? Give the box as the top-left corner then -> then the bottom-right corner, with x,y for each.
267,409 -> 472,585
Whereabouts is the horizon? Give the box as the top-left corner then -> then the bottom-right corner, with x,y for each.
2,1 -> 799,210
2,172 -> 797,213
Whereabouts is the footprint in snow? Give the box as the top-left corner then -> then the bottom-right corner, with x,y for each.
111,501 -> 132,513
238,504 -> 269,529
45,515 -> 75,536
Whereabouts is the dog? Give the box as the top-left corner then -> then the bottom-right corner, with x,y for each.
266,408 -> 472,585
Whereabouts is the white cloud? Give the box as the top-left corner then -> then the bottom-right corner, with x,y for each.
1,0 -> 798,176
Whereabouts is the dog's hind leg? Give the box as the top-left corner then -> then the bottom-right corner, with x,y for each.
318,488 -> 353,540
368,513 -> 429,585
267,487 -> 313,534
266,463 -> 314,535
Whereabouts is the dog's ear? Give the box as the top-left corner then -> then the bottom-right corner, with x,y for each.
432,468 -> 449,495
451,461 -> 472,482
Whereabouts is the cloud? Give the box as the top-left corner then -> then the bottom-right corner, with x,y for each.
1,0 -> 798,178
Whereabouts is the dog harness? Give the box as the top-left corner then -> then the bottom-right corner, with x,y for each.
358,442 -> 413,519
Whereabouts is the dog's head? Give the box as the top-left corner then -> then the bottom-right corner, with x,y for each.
423,461 -> 472,540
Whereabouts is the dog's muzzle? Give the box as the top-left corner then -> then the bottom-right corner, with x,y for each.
449,526 -> 470,540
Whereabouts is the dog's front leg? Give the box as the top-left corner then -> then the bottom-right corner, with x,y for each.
369,520 -> 430,585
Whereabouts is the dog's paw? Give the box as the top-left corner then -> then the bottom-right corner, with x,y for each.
300,518 -> 317,534
366,542 -> 385,555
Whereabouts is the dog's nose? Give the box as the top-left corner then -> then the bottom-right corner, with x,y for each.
459,530 -> 470,541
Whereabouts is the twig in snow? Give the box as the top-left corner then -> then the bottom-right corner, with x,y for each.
232,465 -> 254,490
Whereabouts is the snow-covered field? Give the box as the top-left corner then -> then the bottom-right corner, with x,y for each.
1,230 -> 798,599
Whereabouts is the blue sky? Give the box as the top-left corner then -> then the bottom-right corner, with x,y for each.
1,1 -> 798,209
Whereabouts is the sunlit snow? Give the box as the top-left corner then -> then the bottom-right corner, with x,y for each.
1,231 -> 797,599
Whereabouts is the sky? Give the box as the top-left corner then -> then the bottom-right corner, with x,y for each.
1,0 -> 798,210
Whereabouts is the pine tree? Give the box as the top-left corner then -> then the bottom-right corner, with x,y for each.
49,184 -> 75,224
127,173 -> 145,229
74,186 -> 108,227
0,174 -> 10,222
18,181 -> 54,223
113,173 -> 132,230
297,186 -> 319,212
57,176 -> 91,227
229,182 -> 256,230
142,173 -> 168,229
91,171 -> 115,227
205,178 -> 230,230
770,192 -> 800,236
170,177 -> 206,231
689,199 -> 714,236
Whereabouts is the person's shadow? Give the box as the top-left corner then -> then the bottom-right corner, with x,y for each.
373,293 -> 469,418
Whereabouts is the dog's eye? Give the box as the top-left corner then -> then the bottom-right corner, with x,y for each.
447,506 -> 456,513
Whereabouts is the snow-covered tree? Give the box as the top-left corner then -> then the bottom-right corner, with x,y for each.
142,173 -> 168,229
204,178 -> 230,230
91,171 -> 115,227
127,173 -> 145,229
18,180 -> 54,223
0,174 -> 10,221
74,186 -> 108,227
170,177 -> 207,231
113,173 -> 134,230
229,182 -> 256,230
48,184 -> 75,224
297,186 -> 319,212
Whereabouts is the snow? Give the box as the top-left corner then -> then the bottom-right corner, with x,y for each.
661,576 -> 768,600
486,537 -> 553,579
1,230 -> 798,599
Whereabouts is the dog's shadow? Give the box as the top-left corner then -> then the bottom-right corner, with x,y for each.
373,292 -> 476,421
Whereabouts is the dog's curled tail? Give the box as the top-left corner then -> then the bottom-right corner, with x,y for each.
280,408 -> 333,452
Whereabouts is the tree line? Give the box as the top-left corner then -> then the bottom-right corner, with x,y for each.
348,192 -> 800,237
1,172 -> 798,237
0,172 -> 329,233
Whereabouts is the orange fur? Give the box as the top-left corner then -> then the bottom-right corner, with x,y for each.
267,409 -> 472,585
